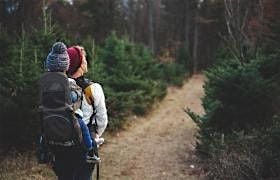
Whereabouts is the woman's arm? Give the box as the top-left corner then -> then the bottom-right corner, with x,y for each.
92,83 -> 108,137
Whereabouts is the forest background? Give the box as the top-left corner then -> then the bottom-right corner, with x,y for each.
0,0 -> 279,179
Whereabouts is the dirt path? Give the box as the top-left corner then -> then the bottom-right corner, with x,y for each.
0,74 -> 205,180
99,74 -> 205,180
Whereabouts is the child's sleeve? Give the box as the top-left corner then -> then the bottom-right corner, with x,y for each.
70,90 -> 78,103
77,117 -> 93,151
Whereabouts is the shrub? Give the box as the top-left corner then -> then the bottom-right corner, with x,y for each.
0,28 -> 68,148
93,33 -> 168,130
200,59 -> 277,134
187,51 -> 280,179
88,33 -> 188,130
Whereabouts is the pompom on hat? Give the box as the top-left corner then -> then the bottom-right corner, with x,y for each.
67,46 -> 83,76
45,42 -> 70,72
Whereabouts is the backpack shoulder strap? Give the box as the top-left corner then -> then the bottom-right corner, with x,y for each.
83,83 -> 97,127
84,85 -> 94,105
75,77 -> 94,105
75,77 -> 98,128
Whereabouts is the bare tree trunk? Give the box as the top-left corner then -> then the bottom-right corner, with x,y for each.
221,0 -> 254,64
128,0 -> 135,42
42,0 -> 47,34
0,1 -> 6,28
192,10 -> 199,74
20,24 -> 25,77
154,0 -> 161,53
147,0 -> 155,54
253,0 -> 264,56
184,0 -> 191,49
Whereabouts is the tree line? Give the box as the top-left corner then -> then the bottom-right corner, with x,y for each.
0,0 -> 232,73
1,0 -> 279,67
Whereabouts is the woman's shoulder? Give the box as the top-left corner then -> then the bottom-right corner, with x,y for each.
91,82 -> 104,91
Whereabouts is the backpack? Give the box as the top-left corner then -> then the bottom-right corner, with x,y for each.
75,77 -> 94,105
39,72 -> 83,147
75,77 -> 97,131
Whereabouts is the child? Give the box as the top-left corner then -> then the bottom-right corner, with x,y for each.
69,82 -> 101,163
76,112 -> 101,163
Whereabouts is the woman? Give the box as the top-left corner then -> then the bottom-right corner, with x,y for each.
67,45 -> 108,179
43,42 -> 108,180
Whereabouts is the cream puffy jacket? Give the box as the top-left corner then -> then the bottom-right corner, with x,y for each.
80,83 -> 108,137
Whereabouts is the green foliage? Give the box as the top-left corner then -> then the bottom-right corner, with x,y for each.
92,33 -> 170,130
202,59 -> 277,133
152,63 -> 187,86
87,33 -> 188,130
187,50 -> 280,179
0,27 -> 69,147
176,43 -> 189,68
0,26 -> 187,148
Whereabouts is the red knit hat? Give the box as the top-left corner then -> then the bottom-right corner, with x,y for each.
67,46 -> 82,75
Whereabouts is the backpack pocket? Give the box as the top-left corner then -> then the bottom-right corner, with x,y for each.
43,114 -> 74,143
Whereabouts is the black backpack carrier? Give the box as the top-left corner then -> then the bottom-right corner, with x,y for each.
39,72 -> 83,147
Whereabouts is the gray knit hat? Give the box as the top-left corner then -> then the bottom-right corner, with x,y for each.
46,42 -> 69,72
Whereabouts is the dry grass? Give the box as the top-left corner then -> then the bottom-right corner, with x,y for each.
0,150 -> 55,180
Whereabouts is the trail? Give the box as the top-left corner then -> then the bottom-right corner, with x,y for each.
0,74 -> 205,180
99,74 -> 205,180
